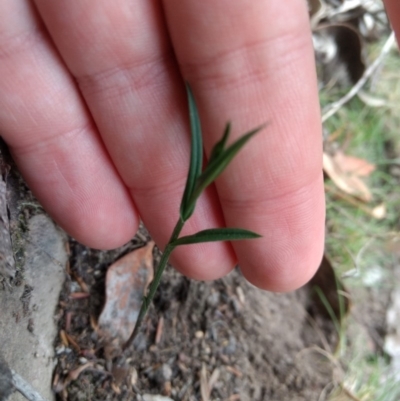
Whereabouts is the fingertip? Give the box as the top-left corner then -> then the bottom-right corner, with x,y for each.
169,241 -> 237,281
232,173 -> 326,292
59,202 -> 139,250
240,239 -> 324,292
11,138 -> 140,251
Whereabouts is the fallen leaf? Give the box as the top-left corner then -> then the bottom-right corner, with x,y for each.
200,363 -> 210,401
59,330 -> 69,347
67,362 -> 94,381
69,292 -> 90,300
64,332 -> 80,352
209,368 -> 220,390
323,152 -> 373,202
130,367 -> 138,386
358,90 -> 388,108
155,316 -> 164,345
111,381 -> 121,395
98,242 -> 154,348
333,150 -> 375,177
226,366 -> 243,378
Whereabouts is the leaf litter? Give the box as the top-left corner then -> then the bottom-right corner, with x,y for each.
98,241 -> 155,351
53,234 -> 344,400
323,151 -> 375,202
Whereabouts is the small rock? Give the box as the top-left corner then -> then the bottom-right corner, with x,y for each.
206,290 -> 220,307
142,395 -> 173,401
195,330 -> 204,339
0,355 -> 14,401
223,335 -> 237,355
0,214 -> 68,401
385,287 -> 400,379
153,363 -> 172,385
130,367 -> 138,386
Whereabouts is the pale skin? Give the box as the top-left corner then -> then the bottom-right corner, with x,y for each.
0,1 -> 398,292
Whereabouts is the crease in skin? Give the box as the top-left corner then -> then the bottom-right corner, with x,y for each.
0,26 -> 50,68
0,25 -> 47,61
219,174 -> 321,234
48,155 -> 76,199
9,122 -> 93,156
127,170 -> 188,200
178,22 -> 312,90
75,49 -> 174,92
181,42 -> 271,91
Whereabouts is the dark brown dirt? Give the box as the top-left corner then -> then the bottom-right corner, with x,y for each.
52,234 -> 339,401
0,142 -> 392,401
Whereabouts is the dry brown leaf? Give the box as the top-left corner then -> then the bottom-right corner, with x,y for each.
64,332 -> 80,352
67,362 -> 94,381
59,330 -> 69,347
325,184 -> 386,220
200,363 -> 210,401
226,366 -> 243,378
155,316 -> 164,345
333,150 -> 375,177
98,241 -> 154,348
208,368 -> 220,393
323,152 -> 373,202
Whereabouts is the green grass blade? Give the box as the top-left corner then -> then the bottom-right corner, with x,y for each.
208,122 -> 231,164
187,125 -> 264,208
180,84 -> 203,221
170,228 -> 262,247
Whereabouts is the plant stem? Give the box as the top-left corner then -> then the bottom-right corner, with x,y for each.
123,217 -> 185,351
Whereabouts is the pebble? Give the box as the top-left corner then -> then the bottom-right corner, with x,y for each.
153,363 -> 172,384
142,395 -> 173,401
195,330 -> 204,339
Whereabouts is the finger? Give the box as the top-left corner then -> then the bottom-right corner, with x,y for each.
163,0 -> 325,291
33,0 -> 236,279
384,0 -> 400,42
0,0 -> 138,248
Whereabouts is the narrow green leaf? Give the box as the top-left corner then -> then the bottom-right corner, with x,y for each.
208,122 -> 231,164
170,228 -> 262,247
180,84 -> 203,221
186,125 -> 265,210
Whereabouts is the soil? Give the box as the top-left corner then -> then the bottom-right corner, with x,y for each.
52,234 -> 338,401
0,141 -> 393,401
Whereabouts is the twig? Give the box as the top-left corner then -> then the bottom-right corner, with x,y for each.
11,370 -> 50,401
322,31 -> 396,123
340,384 -> 363,401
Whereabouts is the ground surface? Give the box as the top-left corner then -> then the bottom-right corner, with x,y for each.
0,140 -> 394,401
54,238 -> 336,401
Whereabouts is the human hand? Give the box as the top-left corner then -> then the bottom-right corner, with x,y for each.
0,0 -> 336,292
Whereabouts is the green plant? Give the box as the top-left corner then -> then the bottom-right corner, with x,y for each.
123,84 -> 263,351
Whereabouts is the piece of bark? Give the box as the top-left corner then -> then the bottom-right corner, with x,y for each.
0,150 -> 14,279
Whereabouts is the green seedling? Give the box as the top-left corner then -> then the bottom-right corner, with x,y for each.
124,84 -> 263,351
